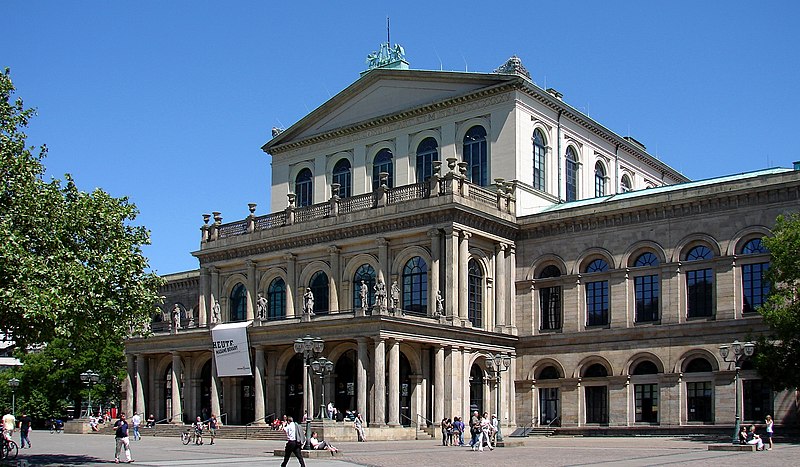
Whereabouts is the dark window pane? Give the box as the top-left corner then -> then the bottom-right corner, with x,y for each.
533,129 -> 546,191
402,256 -> 428,314
565,147 -> 578,202
309,271 -> 329,314
230,283 -> 247,321
295,168 -> 313,207
635,274 -> 660,322
416,137 -> 439,183
267,278 -> 286,319
332,159 -> 352,198
463,126 -> 488,186
468,259 -> 483,328
372,149 -> 394,190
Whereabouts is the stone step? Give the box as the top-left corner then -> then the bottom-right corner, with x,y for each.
93,425 -> 287,440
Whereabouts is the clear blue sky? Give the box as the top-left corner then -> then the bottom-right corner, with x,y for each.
5,1 -> 799,275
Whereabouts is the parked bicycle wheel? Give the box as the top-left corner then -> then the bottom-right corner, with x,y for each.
181,432 -> 190,445
5,440 -> 18,460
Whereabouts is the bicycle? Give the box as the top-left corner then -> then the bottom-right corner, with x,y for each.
1,436 -> 18,460
50,419 -> 64,434
181,429 -> 192,445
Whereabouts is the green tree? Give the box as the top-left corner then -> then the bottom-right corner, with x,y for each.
754,212 -> 800,391
1,68 -> 163,350
1,69 -> 164,418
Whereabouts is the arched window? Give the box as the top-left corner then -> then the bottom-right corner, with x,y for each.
685,357 -> 713,373
594,162 -> 606,197
415,137 -> 439,183
533,129 -> 546,191
685,246 -> 714,318
295,168 -> 313,207
633,253 -> 660,323
565,147 -> 578,202
631,360 -> 660,423
230,283 -> 247,321
332,159 -> 352,198
583,363 -> 609,378
402,256 -> 428,314
267,278 -> 286,319
372,149 -> 394,190
583,363 -> 609,424
740,238 -> 770,314
463,126 -> 488,186
467,259 -> 483,328
538,365 -> 561,380
632,360 -> 659,375
620,174 -> 632,193
684,357 -> 713,422
538,265 -> 562,330
309,271 -> 329,314
352,264 -> 376,310
585,259 -> 609,326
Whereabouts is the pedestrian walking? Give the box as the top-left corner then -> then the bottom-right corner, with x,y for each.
280,415 -> 306,467
113,412 -> 133,463
18,412 -> 32,449
131,413 -> 141,441
208,414 -> 219,445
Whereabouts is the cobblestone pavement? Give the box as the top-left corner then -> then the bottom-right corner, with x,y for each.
7,431 -> 798,466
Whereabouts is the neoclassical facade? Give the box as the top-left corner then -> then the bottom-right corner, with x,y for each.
123,53 -> 799,436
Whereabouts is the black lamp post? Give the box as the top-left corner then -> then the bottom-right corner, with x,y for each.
293,335 -> 324,420
310,357 -> 334,420
8,378 -> 20,415
719,340 -> 755,444
80,370 -> 100,418
486,353 -> 512,442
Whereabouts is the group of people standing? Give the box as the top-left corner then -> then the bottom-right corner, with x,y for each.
441,411 -> 496,452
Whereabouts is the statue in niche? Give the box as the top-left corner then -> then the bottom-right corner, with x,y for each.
390,280 -> 401,313
211,299 -> 221,324
171,304 -> 181,334
187,307 -> 195,328
436,290 -> 445,316
359,280 -> 369,313
256,292 -> 268,319
374,279 -> 387,312
303,287 -> 315,316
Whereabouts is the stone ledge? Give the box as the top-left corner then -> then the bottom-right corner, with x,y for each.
707,444 -> 756,451
273,449 -> 343,458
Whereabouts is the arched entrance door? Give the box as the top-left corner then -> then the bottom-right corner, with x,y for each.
334,350 -> 356,413
399,353 -> 412,426
469,364 -> 484,415
241,375 -> 255,424
201,361 -> 212,421
285,354 -> 304,420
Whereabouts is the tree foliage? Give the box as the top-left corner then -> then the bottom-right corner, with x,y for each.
754,212 -> 800,391
1,68 -> 163,352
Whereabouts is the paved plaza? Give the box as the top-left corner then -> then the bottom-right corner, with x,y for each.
5,431 -> 798,466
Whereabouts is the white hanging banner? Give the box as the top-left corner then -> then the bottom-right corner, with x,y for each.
211,321 -> 253,377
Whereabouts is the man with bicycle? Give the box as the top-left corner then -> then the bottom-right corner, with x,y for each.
191,416 -> 205,445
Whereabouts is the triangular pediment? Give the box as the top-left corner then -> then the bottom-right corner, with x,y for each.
265,69 -> 517,152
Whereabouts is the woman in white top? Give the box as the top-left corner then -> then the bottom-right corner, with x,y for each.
765,415 -> 774,450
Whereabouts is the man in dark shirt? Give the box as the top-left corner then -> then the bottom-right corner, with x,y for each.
113,413 -> 133,463
18,413 -> 32,449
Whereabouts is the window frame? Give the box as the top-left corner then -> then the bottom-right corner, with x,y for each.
533,129 -> 546,191
415,137 -> 439,184
463,126 -> 488,186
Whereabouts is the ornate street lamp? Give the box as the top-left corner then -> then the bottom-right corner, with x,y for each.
719,340 -> 755,444
486,353 -> 512,443
8,378 -> 20,415
293,335 -> 325,421
80,370 -> 100,418
311,357 -> 335,420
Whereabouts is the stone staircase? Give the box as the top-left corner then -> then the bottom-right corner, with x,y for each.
90,424 -> 287,441
508,426 -> 557,437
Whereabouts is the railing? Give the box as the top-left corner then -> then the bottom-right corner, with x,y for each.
203,176 -> 515,244
400,413 -> 421,439
244,412 -> 276,439
148,413 -> 183,436
546,415 -> 561,428
417,413 -> 435,428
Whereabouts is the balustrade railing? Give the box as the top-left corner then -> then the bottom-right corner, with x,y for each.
339,192 -> 375,214
468,184 -> 498,208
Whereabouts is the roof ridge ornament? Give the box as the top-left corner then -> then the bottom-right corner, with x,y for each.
494,55 -> 531,80
362,42 -> 409,75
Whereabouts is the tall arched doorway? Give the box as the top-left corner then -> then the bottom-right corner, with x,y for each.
241,375 -> 255,424
399,353 -> 412,426
469,364 -> 484,415
285,354 -> 304,420
201,360 -> 212,420
334,350 -> 356,413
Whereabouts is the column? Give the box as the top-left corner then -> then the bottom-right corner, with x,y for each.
148,356 -> 158,419
285,253 -> 296,317
247,260 -> 257,320
428,229 -> 441,316
329,246 -> 340,312
275,376 -> 287,418
372,338 -> 386,426
387,339 -> 400,426
200,267 -> 210,325
183,355 -> 193,420
210,267 -> 220,314
125,354 -> 135,416
170,352 -> 183,423
254,346 -> 266,424
357,338 -> 369,420
376,238 -> 389,283
210,354 -> 221,419
434,345 -> 445,425
495,243 -> 507,331
508,246 -> 516,332
443,227 -> 458,320
135,354 -> 147,416
458,231 -> 470,325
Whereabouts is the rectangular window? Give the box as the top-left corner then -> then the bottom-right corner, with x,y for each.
634,384 -> 659,423
686,381 -> 713,422
586,280 -> 609,326
743,262 -> 770,314
533,148 -> 545,191
743,380 -> 773,422
539,387 -> 559,426
585,386 -> 608,424
635,275 -> 660,322
687,268 -> 713,317
540,286 -> 562,330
